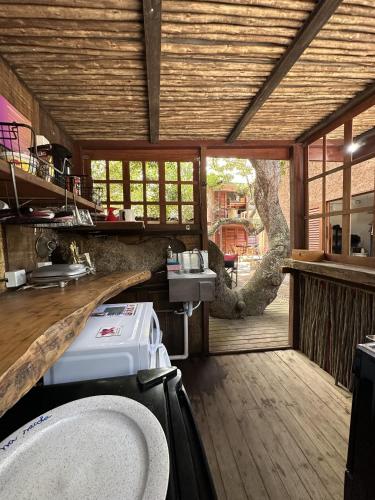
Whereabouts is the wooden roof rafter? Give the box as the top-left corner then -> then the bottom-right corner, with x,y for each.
226,0 -> 344,143
297,81 -> 375,145
143,0 -> 162,144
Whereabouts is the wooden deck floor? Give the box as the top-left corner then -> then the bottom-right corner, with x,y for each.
179,350 -> 351,500
209,296 -> 289,353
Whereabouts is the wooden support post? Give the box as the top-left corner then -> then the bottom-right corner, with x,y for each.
342,120 -> 353,255
289,143 -> 305,348
200,146 -> 210,354
142,0 -> 161,144
226,0 -> 343,143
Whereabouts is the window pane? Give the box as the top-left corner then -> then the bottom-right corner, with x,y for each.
180,161 -> 193,181
308,218 -> 322,250
165,162 -> 178,181
352,105 -> 375,161
352,192 -> 374,210
146,183 -> 159,202
350,212 -> 374,257
146,205 -> 160,223
131,204 -> 144,219
327,198 -> 343,213
181,184 -> 194,202
351,159 -> 375,207
326,125 -> 344,171
182,205 -> 194,223
109,183 -> 123,202
166,205 -> 179,223
326,170 -> 343,209
109,160 -> 122,180
308,139 -> 323,178
91,160 -> 106,180
92,184 -> 105,205
130,183 -> 144,202
129,161 -> 143,180
145,161 -> 159,181
93,182 -> 106,202
165,183 -> 178,202
327,214 -> 343,254
308,177 -> 323,215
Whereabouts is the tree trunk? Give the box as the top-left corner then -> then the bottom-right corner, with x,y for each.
209,160 -> 290,319
208,214 -> 262,237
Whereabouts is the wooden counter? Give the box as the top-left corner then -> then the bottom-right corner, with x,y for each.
283,259 -> 375,390
0,270 -> 151,416
283,258 -> 375,288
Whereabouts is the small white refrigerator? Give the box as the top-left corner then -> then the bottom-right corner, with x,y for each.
44,302 -> 171,385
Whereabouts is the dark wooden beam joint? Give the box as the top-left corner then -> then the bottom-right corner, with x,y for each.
143,0 -> 161,144
297,82 -> 375,145
226,0 -> 343,143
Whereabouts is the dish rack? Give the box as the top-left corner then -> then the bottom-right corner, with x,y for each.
65,175 -> 104,206
0,122 -> 103,224
0,122 -> 65,186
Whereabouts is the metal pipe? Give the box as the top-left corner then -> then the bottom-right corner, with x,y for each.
170,300 -> 201,361
170,311 -> 189,361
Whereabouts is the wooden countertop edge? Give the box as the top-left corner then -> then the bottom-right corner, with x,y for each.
0,270 -> 151,417
282,259 -> 375,288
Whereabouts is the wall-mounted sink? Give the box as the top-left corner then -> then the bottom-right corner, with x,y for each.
167,269 -> 217,302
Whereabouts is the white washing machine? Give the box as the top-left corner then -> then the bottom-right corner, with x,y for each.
44,302 -> 171,385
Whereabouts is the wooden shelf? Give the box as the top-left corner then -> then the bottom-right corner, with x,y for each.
283,258 -> 375,288
57,221 -> 145,233
0,159 -> 101,211
0,270 -> 151,416
56,221 -> 201,234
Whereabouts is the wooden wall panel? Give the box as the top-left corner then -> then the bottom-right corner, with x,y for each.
0,57 -> 74,151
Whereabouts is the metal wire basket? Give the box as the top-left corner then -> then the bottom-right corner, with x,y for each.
0,122 -> 65,183
66,174 -> 104,206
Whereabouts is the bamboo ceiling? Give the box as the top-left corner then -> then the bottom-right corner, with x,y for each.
0,0 -> 374,142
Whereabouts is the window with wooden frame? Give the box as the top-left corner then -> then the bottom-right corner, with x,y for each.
305,104 -> 375,262
90,159 -> 200,226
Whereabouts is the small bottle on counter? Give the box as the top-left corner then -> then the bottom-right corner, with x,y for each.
166,245 -> 173,260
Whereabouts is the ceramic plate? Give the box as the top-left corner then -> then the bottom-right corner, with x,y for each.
0,395 -> 169,500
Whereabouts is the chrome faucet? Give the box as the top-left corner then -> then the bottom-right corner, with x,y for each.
193,249 -> 205,273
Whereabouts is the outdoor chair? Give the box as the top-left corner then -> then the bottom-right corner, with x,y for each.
224,253 -> 238,288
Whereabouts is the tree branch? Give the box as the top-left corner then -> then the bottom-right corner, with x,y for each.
208,216 -> 263,237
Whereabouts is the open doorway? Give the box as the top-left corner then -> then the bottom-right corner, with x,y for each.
206,157 -> 290,353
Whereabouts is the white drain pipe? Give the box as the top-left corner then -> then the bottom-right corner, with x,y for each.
170,301 -> 201,360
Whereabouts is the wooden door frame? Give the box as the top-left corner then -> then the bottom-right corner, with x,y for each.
201,146 -> 297,354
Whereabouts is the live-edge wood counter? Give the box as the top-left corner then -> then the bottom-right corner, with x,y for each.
283,258 -> 375,288
0,270 -> 151,417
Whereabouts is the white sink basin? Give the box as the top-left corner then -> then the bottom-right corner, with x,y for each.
167,269 -> 217,280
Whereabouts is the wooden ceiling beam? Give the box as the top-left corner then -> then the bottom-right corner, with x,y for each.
226,0 -> 343,143
143,0 -> 161,144
298,82 -> 375,144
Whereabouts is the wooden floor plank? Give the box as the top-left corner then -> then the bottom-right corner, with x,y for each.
188,393 -> 228,500
263,352 -> 349,458
209,296 -> 289,353
177,349 -> 349,500
274,351 -> 352,425
219,359 -> 291,500
276,350 -> 352,412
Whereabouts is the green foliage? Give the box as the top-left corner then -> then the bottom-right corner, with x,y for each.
165,162 -> 178,181
91,160 -> 106,180
207,158 -> 256,195
129,161 -> 143,180
109,161 -> 122,180
180,161 -> 194,181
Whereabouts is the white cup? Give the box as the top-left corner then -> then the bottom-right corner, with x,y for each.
119,209 -> 135,221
